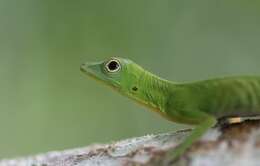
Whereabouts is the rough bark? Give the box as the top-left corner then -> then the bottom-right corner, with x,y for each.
1,120 -> 260,166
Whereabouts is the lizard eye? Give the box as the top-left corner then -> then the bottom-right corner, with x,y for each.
105,59 -> 121,73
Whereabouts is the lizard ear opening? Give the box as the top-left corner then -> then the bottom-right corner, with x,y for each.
132,86 -> 138,91
105,59 -> 121,73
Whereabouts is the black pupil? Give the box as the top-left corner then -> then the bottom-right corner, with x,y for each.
108,61 -> 119,71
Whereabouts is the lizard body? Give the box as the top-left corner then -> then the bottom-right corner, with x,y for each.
81,57 -> 260,162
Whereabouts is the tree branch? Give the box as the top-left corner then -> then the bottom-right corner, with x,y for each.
1,120 -> 260,166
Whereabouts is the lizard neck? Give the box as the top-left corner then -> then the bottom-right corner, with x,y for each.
139,71 -> 175,112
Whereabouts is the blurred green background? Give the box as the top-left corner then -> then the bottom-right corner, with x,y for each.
0,0 -> 260,158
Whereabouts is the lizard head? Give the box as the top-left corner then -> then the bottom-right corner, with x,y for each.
81,57 -> 171,118
80,57 -> 145,97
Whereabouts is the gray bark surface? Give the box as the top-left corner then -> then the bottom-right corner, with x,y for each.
1,120 -> 260,166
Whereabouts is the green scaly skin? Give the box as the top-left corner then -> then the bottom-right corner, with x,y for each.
80,57 -> 260,163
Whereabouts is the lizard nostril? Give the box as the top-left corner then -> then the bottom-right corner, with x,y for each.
80,63 -> 87,71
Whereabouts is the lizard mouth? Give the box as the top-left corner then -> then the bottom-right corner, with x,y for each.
80,62 -> 105,81
80,62 -> 120,89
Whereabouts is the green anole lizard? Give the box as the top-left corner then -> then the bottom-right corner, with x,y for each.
80,57 -> 260,162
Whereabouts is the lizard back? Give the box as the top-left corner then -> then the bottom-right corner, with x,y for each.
183,76 -> 260,119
